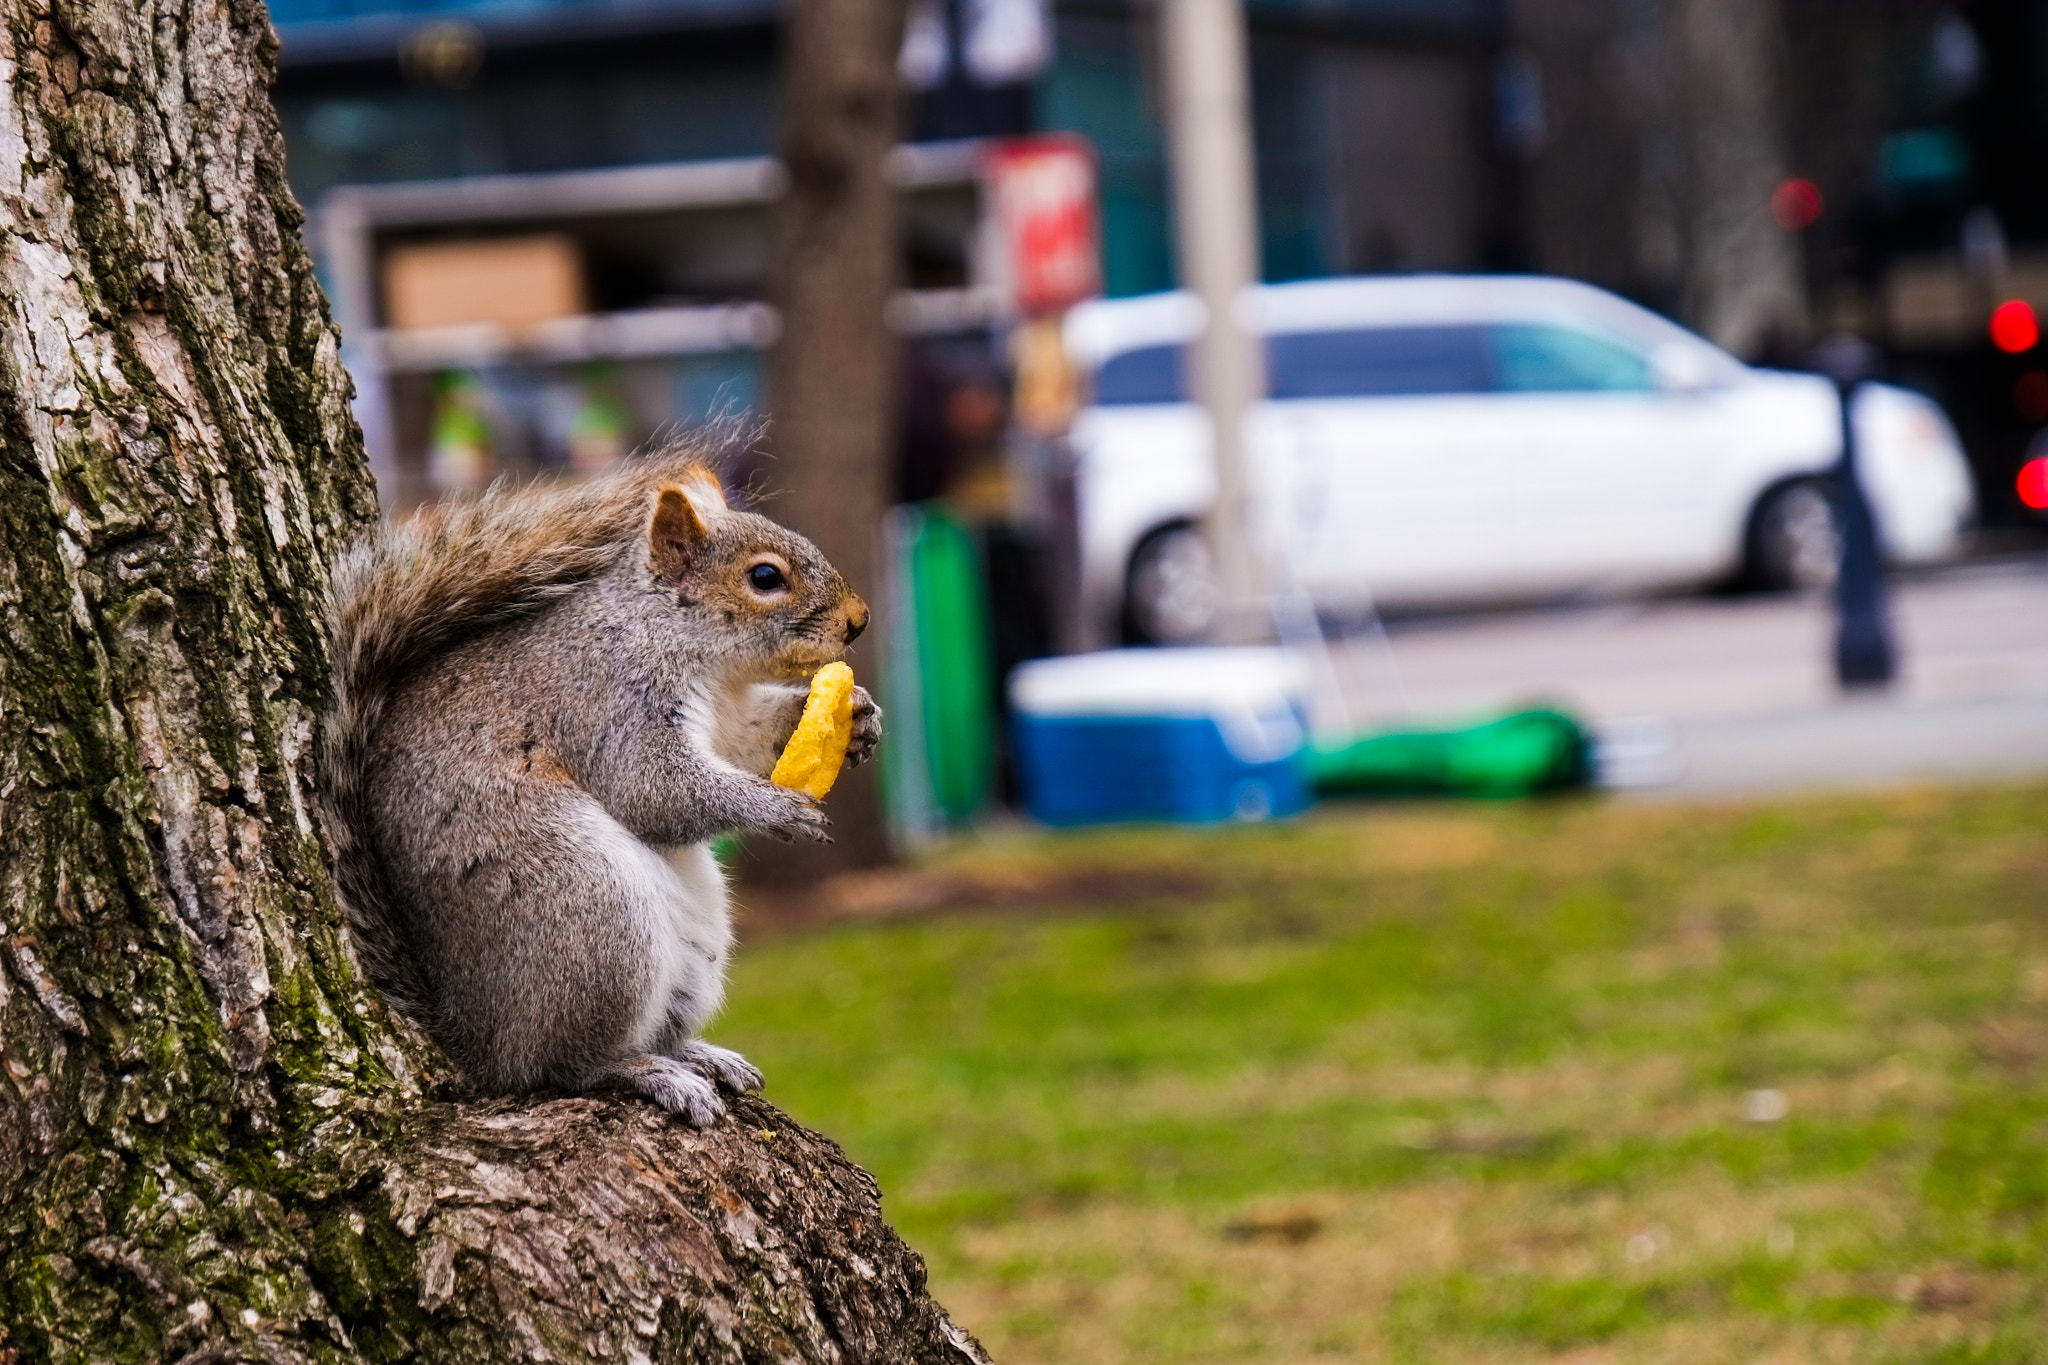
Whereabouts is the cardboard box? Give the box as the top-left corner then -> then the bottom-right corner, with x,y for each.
382,233 -> 586,331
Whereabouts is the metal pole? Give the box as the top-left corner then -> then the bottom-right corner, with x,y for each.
1814,337 -> 1897,689
1160,0 -> 1267,643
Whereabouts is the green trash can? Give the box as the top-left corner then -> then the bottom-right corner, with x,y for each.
880,504 -> 997,840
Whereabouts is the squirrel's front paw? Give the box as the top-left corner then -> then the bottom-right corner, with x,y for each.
764,785 -> 834,844
845,686 -> 883,769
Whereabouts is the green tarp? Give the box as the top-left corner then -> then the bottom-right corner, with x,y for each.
1309,707 -> 1592,799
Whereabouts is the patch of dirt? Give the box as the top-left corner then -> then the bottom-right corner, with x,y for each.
1222,1210 -> 1324,1245
1972,1015 -> 2043,1071
737,864 -> 1217,934
1898,1268 -> 1977,1313
1350,814 -> 1502,873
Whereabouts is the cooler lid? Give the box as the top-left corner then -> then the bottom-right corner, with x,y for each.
1009,648 -> 1310,719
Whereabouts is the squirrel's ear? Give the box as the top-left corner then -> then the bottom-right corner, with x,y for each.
649,485 -> 711,581
678,467 -> 728,517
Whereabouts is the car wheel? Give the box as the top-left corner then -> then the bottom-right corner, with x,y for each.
1746,479 -> 1841,592
1123,523 -> 1220,645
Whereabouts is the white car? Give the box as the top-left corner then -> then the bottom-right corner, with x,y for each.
1064,275 -> 1977,643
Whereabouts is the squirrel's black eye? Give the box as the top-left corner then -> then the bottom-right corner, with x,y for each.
748,563 -> 787,592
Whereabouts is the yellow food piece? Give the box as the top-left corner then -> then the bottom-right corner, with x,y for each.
769,662 -> 857,799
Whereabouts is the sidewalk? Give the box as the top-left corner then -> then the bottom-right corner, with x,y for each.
1330,555 -> 2048,797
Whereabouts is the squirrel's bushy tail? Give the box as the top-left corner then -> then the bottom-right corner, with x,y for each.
322,440 -> 730,1016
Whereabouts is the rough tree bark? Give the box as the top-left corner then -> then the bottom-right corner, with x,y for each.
0,3 -> 987,1362
761,0 -> 914,876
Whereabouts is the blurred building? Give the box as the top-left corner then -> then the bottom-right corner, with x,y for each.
275,0 -> 2048,527
277,0 -> 984,504
275,0 -> 1513,291
274,0 -> 1523,504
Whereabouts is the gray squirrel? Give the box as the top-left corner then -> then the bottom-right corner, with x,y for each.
322,446 -> 880,1125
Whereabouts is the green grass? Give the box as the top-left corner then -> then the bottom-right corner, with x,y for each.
714,782 -> 2048,1364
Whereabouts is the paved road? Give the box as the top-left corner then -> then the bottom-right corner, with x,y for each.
1323,553 -> 2048,797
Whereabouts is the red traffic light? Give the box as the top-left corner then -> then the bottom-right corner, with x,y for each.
1990,299 -> 2039,353
2020,457 -> 2048,511
1770,178 -> 1823,231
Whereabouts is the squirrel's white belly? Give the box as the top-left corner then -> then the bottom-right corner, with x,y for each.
645,841 -> 732,1045
567,805 -> 734,1051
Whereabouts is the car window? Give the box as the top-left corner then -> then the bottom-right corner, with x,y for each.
1490,323 -> 1654,392
1091,344 -> 1185,405
1267,326 -> 1492,398
1089,325 -> 1492,406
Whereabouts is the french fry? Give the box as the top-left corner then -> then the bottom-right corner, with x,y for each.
769,662 -> 857,799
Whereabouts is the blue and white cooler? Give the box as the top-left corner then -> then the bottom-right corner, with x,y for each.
1009,648 -> 1314,826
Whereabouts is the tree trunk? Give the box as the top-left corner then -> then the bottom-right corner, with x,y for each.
1667,0 -> 1808,358
761,0 -> 914,877
0,4 -> 985,1362
1508,0 -> 1810,355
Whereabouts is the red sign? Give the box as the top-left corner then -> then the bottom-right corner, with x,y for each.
987,136 -> 1102,318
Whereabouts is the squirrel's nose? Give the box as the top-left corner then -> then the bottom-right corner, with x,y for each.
844,596 -> 869,644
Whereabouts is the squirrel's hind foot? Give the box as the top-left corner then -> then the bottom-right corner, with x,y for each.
673,1039 -> 765,1095
607,1053 -> 726,1126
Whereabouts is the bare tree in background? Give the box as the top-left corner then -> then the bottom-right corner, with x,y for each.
1509,0 -> 1808,357
1666,0 -> 1807,356
764,0 -> 916,876
0,4 -> 982,1360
